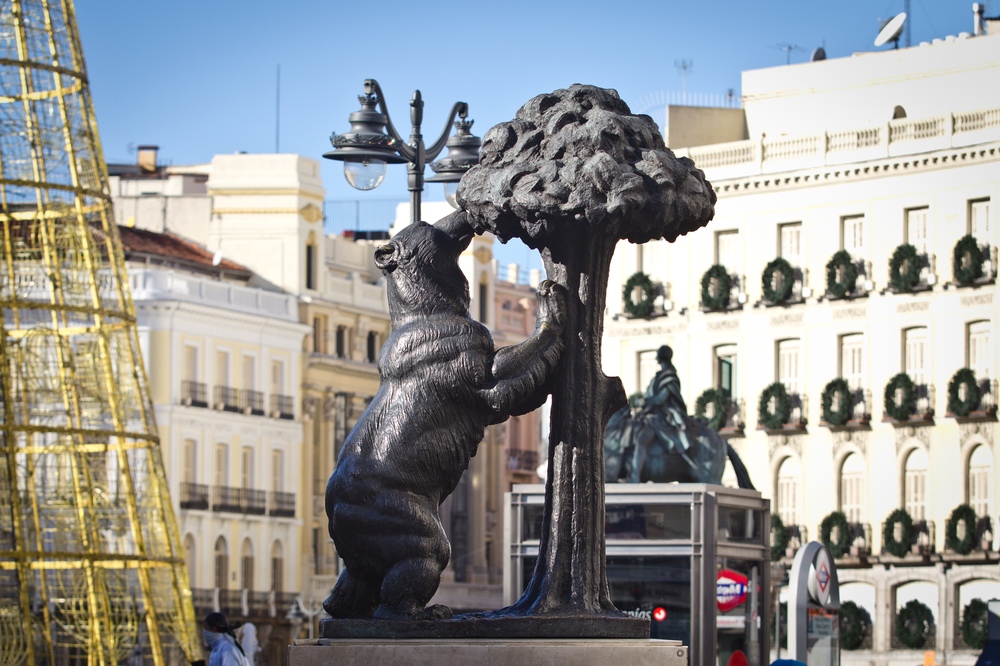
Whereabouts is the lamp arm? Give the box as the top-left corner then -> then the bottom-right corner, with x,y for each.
366,78 -> 417,162
424,101 -> 469,162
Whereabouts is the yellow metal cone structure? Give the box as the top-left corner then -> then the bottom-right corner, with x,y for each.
0,1 -> 198,663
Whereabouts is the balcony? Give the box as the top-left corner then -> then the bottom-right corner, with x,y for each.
886,244 -> 936,295
269,491 -> 296,518
823,251 -> 873,301
218,589 -> 243,617
759,258 -> 811,307
270,393 -> 295,420
942,510 -> 996,561
181,380 -> 208,408
950,235 -> 996,289
819,383 -> 872,430
881,517 -> 936,563
190,588 -> 292,618
945,371 -> 997,423
241,389 -> 264,416
883,374 -> 935,425
699,265 -> 745,313
179,482 -> 209,510
694,389 -> 745,438
757,383 -> 807,433
507,448 -> 539,474
243,488 -> 267,515
213,385 -> 241,412
213,485 -> 243,513
780,524 -> 809,560
191,587 -> 215,614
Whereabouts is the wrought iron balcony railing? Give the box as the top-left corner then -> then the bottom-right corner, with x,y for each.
214,385 -> 241,412
507,448 -> 539,473
269,491 -> 296,517
242,389 -> 264,416
181,380 -> 208,408
270,393 -> 295,420
179,482 -> 209,510
243,488 -> 267,515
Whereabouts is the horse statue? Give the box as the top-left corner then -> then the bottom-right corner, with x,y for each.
605,345 -> 754,489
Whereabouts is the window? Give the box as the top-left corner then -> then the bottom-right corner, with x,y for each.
969,199 -> 991,243
903,447 -> 928,520
715,344 -> 738,399
271,359 -> 284,396
508,416 -> 521,450
638,350 -> 659,393
840,333 -> 865,390
478,281 -> 489,324
776,339 -> 801,395
183,439 -> 197,484
778,223 -> 802,267
184,345 -> 198,382
968,320 -> 992,380
968,445 -> 992,516
335,326 -> 347,358
215,443 -> 229,487
840,454 -> 865,522
214,537 -> 228,590
216,350 -> 230,387
184,534 -> 196,586
776,456 -> 801,526
272,450 -> 284,493
242,356 -> 255,391
905,207 -> 929,255
715,230 -> 740,274
241,447 -> 254,490
841,215 -> 865,259
305,242 -> 316,290
240,539 -> 254,591
903,327 -> 928,385
271,541 -> 284,592
367,331 -> 378,363
312,316 -> 325,354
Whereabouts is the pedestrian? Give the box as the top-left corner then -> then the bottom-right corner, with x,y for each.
203,612 -> 250,666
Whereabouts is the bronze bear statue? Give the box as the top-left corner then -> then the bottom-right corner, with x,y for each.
324,212 -> 565,620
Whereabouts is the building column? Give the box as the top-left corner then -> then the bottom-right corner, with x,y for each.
873,572 -> 891,652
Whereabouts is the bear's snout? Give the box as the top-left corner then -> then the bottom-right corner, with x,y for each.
374,244 -> 397,272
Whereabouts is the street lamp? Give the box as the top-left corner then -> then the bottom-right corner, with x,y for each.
324,78 -> 481,226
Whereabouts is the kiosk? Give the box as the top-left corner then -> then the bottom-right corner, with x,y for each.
505,483 -> 771,665
787,541 -> 841,665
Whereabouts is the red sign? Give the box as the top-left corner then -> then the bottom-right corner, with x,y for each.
817,560 -> 830,594
717,569 -> 749,613
653,607 -> 667,622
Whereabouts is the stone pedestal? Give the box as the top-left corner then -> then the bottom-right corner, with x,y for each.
289,638 -> 687,666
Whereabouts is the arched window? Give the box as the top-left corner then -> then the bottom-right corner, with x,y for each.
214,537 -> 228,590
336,325 -> 347,358
776,456 -> 801,526
240,538 -> 254,591
840,453 -> 865,523
968,445 -> 992,516
892,105 -> 907,119
305,233 -> 317,290
903,447 -> 928,520
184,534 -> 196,586
271,541 -> 284,592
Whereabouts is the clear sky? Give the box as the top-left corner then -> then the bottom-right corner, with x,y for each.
76,0 -> 988,269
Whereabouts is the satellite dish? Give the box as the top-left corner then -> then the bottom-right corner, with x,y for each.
875,12 -> 906,48
810,47 -> 826,61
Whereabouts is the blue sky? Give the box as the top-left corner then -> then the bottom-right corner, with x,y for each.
76,0 -> 987,269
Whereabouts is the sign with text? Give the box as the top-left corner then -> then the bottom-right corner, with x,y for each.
717,569 -> 749,613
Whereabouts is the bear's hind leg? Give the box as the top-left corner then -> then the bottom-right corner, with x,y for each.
373,558 -> 452,621
323,568 -> 379,619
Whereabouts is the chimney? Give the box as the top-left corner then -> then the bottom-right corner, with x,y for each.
137,145 -> 158,173
973,2 -> 985,36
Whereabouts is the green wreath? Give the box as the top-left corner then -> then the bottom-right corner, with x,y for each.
826,250 -> 859,300
840,601 -> 871,651
762,257 -> 795,304
623,271 -> 655,317
883,508 -> 914,558
961,599 -> 989,650
820,511 -> 852,558
821,378 -> 853,426
895,599 -> 933,649
884,372 -> 917,422
700,264 -> 732,311
953,234 -> 984,286
947,368 -> 980,417
695,388 -> 729,431
771,514 -> 789,562
945,503 -> 978,555
889,243 -> 922,293
758,382 -> 791,430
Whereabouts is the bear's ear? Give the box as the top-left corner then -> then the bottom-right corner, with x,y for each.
434,210 -> 474,252
373,243 -> 397,272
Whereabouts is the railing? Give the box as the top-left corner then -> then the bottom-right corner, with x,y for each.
218,589 -> 243,617
249,591 -> 271,616
270,393 -> 294,420
191,588 -> 215,613
243,488 -> 267,515
179,482 -> 209,510
270,491 -> 296,517
915,384 -> 935,420
911,520 -> 936,556
214,385 -> 240,412
783,524 -> 809,559
213,485 -> 243,513
241,389 -> 264,416
507,449 -> 539,473
848,522 -> 872,558
130,267 -> 298,320
180,380 -> 208,408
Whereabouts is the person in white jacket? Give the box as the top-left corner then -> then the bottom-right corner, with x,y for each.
203,612 -> 249,666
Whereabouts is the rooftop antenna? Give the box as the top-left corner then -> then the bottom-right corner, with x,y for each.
875,12 -> 907,49
777,43 -> 801,65
674,59 -> 692,104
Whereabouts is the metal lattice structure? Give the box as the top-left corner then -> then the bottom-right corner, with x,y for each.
0,1 -> 198,663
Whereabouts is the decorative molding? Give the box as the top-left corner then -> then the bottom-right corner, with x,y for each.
303,395 -> 319,421
208,187 -> 324,200
606,321 -> 688,337
770,312 -> 803,327
961,293 -> 994,307
894,424 -> 931,454
211,207 -> 301,216
769,433 -> 803,460
832,306 -> 867,320
832,429 -> 868,459
322,395 -> 338,421
959,421 -> 995,448
473,247 -> 493,264
300,203 -> 323,224
707,318 -> 741,331
896,300 -> 930,313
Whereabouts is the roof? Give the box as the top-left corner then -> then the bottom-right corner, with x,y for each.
97,225 -> 253,280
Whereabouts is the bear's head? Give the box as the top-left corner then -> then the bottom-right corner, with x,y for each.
374,214 -> 473,321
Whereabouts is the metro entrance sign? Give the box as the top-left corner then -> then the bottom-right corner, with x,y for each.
789,542 -> 841,665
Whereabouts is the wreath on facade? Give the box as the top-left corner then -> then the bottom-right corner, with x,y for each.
762,257 -> 795,304
622,271 -> 655,317
888,243 -> 922,293
700,264 -> 732,311
821,378 -> 853,426
961,599 -> 989,650
695,388 -> 729,431
946,503 -> 979,555
758,382 -> 791,430
895,599 -> 933,649
883,507 -> 914,558
953,234 -> 984,286
826,250 -> 859,300
947,368 -> 980,417
771,514 -> 789,562
840,601 -> 871,651
820,511 -> 852,558
883,372 -> 917,422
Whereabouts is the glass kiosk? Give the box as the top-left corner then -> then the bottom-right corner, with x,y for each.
505,483 -> 771,665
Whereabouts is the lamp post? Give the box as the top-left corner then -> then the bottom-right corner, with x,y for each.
324,78 -> 481,226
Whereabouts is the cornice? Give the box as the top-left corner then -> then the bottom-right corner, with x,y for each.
208,187 -> 324,201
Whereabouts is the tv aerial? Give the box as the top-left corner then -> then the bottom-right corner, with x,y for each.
875,12 -> 907,49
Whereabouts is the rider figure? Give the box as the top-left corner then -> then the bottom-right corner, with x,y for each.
639,345 -> 692,454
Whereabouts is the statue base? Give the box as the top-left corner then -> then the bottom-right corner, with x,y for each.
318,614 -> 649,639
290,638 -> 686,666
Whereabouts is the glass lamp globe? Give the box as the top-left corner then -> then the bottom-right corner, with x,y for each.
443,181 -> 460,209
344,158 -> 386,191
